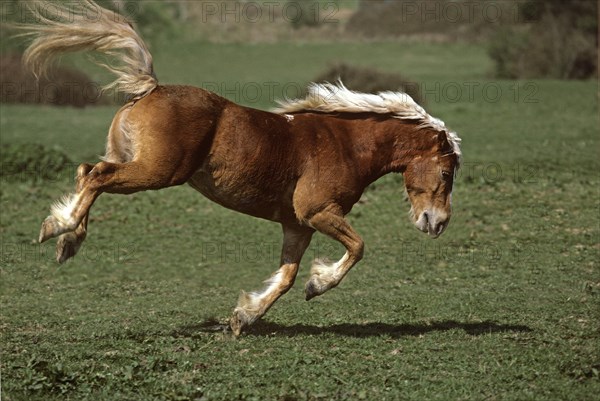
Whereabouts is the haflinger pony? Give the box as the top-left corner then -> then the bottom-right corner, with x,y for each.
20,1 -> 461,336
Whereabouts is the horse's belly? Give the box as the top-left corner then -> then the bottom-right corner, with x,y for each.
187,168 -> 292,222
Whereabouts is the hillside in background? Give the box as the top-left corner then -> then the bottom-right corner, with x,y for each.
1,0 -> 597,86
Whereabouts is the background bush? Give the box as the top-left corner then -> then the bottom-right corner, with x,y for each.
0,143 -> 72,182
346,0 -> 515,41
0,54 -> 108,107
488,0 -> 597,79
288,0 -> 342,29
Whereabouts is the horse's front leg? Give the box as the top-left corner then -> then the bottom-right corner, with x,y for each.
303,206 -> 364,300
230,224 -> 313,336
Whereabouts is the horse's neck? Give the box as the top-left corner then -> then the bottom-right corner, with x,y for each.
370,123 -> 437,179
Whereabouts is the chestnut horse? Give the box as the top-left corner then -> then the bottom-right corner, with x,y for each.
19,1 -> 461,335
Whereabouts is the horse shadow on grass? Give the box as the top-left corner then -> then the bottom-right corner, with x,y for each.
173,319 -> 532,338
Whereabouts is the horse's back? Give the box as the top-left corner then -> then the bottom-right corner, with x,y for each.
118,86 -> 387,222
130,86 -> 298,221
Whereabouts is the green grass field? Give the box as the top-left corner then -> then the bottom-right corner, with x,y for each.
1,41 -> 599,400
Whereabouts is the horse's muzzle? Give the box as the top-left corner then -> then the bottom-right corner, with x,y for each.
416,209 -> 449,239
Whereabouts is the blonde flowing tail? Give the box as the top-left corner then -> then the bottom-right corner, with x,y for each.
17,0 -> 157,99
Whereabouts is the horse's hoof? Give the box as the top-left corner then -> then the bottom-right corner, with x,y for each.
305,280 -> 319,301
39,216 -> 57,243
56,233 -> 80,263
230,309 -> 248,337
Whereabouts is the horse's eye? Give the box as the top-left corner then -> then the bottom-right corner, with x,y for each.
441,171 -> 452,178
407,187 -> 425,195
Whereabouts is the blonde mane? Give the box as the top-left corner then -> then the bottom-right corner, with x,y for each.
275,82 -> 462,164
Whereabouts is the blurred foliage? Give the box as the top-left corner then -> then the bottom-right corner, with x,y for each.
1,0 -> 596,80
0,143 -> 72,182
0,53 -> 109,107
518,0 -> 598,35
346,0 -> 516,41
488,0 -> 598,79
288,0 -> 339,29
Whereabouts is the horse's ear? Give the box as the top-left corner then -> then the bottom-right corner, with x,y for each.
437,131 -> 451,151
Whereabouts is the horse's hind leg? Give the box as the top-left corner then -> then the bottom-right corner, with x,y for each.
230,224 -> 313,336
303,207 -> 364,301
40,105 -> 131,244
54,163 -> 93,263
39,157 -> 193,244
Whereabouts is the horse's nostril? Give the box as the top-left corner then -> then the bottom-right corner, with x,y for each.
435,221 -> 445,235
423,211 -> 429,224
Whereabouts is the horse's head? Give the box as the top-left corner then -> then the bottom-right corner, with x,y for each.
403,131 -> 460,238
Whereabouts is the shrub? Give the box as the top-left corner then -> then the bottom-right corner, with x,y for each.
488,27 -> 530,79
345,0 -> 515,41
1,143 -> 72,182
0,54 -> 108,107
488,1 -> 597,79
288,0 -> 339,29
